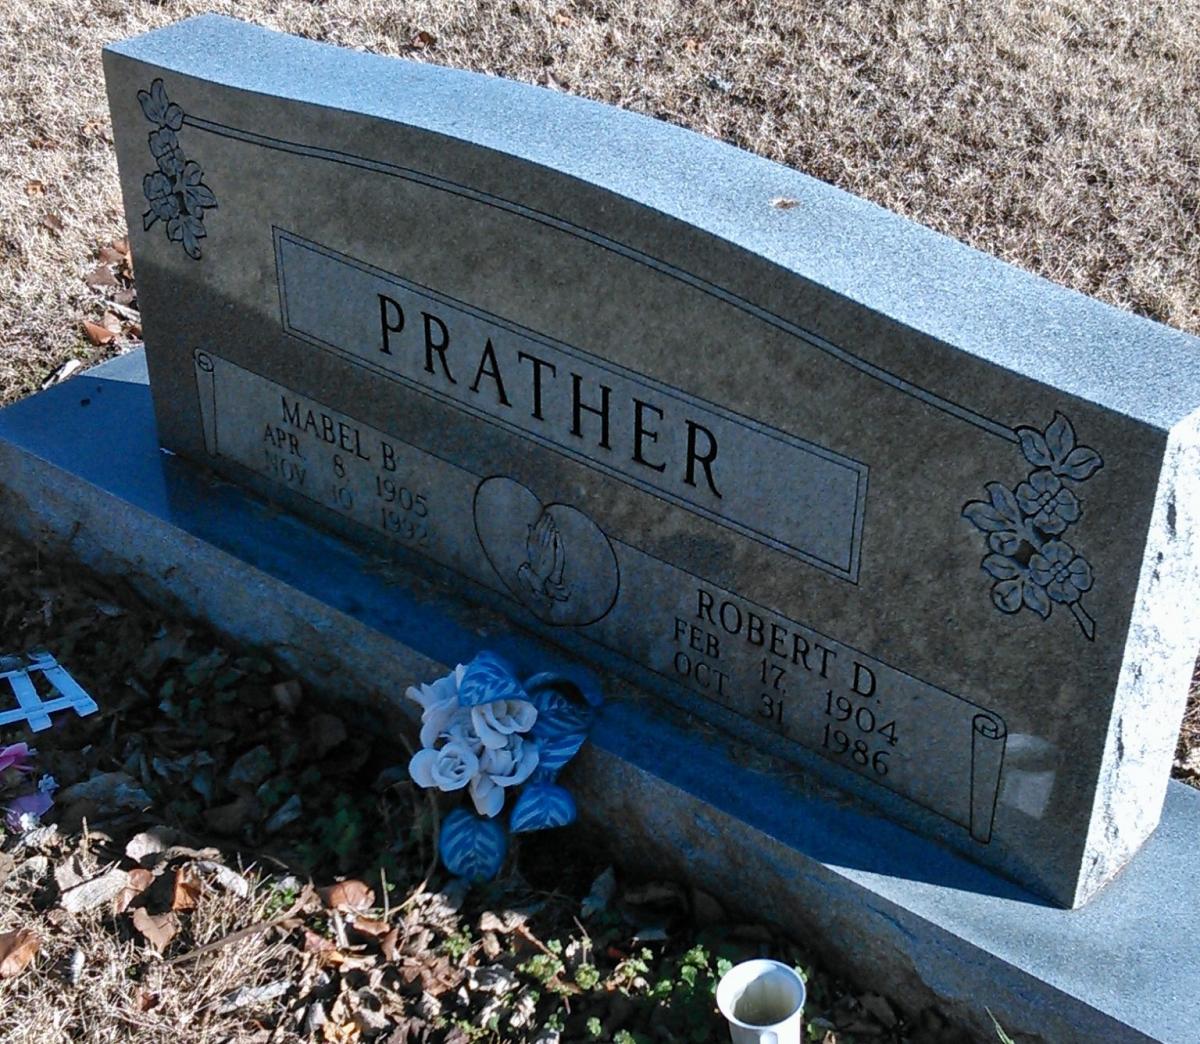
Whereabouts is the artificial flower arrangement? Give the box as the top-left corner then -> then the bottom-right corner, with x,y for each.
406,651 -> 602,882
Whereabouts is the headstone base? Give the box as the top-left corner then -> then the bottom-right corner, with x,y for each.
0,350 -> 1194,1044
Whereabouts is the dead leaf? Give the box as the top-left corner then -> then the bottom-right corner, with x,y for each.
40,213 -> 63,234
216,979 -> 290,1013
552,9 -> 574,26
171,865 -> 202,911
131,907 -> 179,953
410,30 -> 436,48
82,320 -> 116,346
349,916 -> 391,939
54,854 -> 89,892
194,860 -> 250,898
770,196 -> 801,209
60,867 -> 130,914
318,880 -> 375,913
114,868 -> 154,914
24,180 -> 45,197
134,988 -> 158,1012
84,265 -> 117,290
97,244 -> 125,265
322,1020 -> 362,1044
100,311 -> 122,333
0,928 -> 39,979
125,829 -> 175,864
302,927 -> 337,955
379,927 -> 400,962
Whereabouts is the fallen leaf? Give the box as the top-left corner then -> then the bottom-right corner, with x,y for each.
322,1020 -> 362,1043
134,988 -> 158,1012
216,979 -> 290,1013
84,265 -> 117,290
770,196 -> 801,210
97,244 -> 125,265
54,854 -> 89,892
58,773 -> 151,814
411,30 -> 436,48
0,928 -> 39,978
61,867 -> 130,914
379,927 -> 400,962
477,910 -> 527,935
194,860 -> 250,898
131,907 -> 178,953
302,926 -> 337,954
125,829 -> 175,864
114,868 -> 154,914
40,213 -> 63,233
552,9 -> 574,26
24,180 -> 45,197
581,866 -> 616,918
171,865 -> 202,911
82,320 -> 116,346
318,879 -> 375,913
349,916 -> 391,939
100,311 -> 122,333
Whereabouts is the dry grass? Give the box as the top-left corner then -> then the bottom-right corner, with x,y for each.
2,0 -> 1200,402
0,854 -> 303,1043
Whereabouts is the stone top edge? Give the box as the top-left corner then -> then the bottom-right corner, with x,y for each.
105,14 -> 1200,432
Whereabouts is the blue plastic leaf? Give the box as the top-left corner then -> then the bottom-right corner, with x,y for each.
458,651 -> 526,708
525,670 -> 604,708
524,672 -> 600,776
510,782 -> 577,833
439,808 -> 508,882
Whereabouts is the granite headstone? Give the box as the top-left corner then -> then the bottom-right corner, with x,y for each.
104,15 -> 1200,908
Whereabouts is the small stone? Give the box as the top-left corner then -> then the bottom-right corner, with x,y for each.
228,746 -> 275,789
264,794 -> 303,833
308,713 -> 348,757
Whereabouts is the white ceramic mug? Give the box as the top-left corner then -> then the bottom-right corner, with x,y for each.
716,959 -> 807,1044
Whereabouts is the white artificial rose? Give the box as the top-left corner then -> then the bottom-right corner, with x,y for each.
421,701 -> 479,750
405,664 -> 466,715
408,738 -> 479,792
468,773 -> 505,818
471,699 -> 538,749
480,735 -> 540,788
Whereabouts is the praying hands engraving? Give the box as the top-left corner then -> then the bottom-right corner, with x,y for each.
518,511 -> 572,607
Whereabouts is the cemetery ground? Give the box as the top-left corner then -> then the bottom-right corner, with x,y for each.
0,531 -> 947,1044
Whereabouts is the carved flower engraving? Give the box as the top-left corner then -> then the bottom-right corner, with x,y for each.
137,79 -> 216,259
963,412 -> 1103,640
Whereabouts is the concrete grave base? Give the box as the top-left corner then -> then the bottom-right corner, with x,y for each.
0,349 -> 1196,1044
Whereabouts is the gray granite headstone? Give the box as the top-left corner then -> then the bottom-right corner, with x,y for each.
104,14 -> 1200,908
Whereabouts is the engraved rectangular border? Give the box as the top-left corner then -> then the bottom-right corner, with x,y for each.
273,227 -> 870,582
